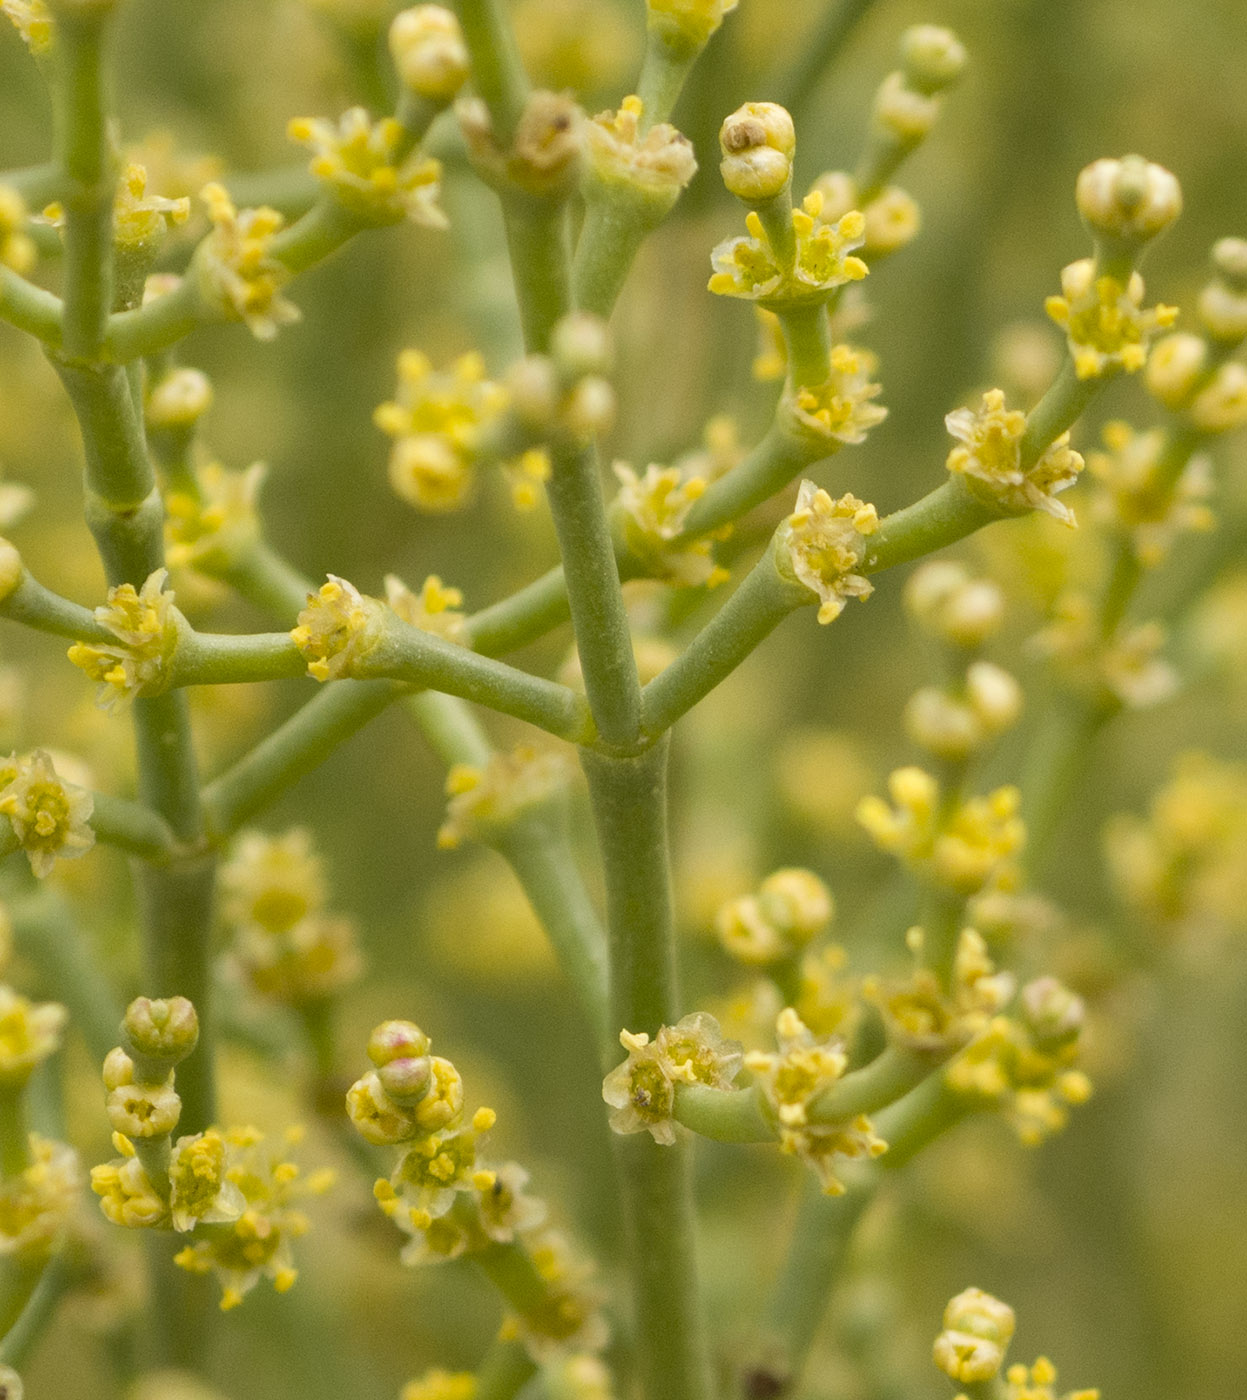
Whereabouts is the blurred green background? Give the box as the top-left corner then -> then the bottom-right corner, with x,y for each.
2,0 -> 1247,1396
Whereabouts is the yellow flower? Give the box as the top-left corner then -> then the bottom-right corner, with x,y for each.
1045,258 -> 1177,379
437,745 -> 571,850
0,750 -> 95,879
168,1129 -> 246,1232
475,1160 -> 548,1244
716,868 -> 834,966
603,1015 -> 741,1145
195,183 -> 299,341
786,344 -> 888,445
776,481 -> 878,624
945,389 -> 1084,525
1031,592 -> 1178,708
222,828 -> 327,934
583,95 -> 696,209
67,569 -> 181,713
0,986 -> 66,1085
611,463 -> 726,588
708,192 -> 868,307
0,1136 -> 80,1263
233,914 -> 363,1005
291,576 -> 385,682
0,0 -> 52,54
288,108 -> 446,228
1003,1356 -> 1099,1400
112,163 -> 190,250
165,462 -> 266,576
384,573 -> 467,646
0,184 -> 36,275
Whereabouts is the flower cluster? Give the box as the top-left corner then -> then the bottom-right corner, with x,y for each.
709,191 -> 869,307
437,744 -> 571,850
945,389 -> 1085,525
1031,592 -> 1178,709
785,344 -> 888,446
583,95 -> 697,214
0,985 -> 67,1086
602,1013 -> 742,1145
194,183 -> 299,340
220,827 -> 363,1005
67,569 -> 181,712
291,575 -> 385,681
0,1135 -> 81,1265
611,463 -> 727,588
288,108 -> 446,227
374,350 -> 509,512
858,768 -> 1025,895
744,1009 -> 887,1194
384,573 -> 468,645
352,1020 -> 605,1358
1045,259 -> 1177,380
164,461 -> 266,576
904,661 -> 1022,762
945,976 -> 1092,1145
775,482 -> 879,624
715,868 -> 833,966
0,750 -> 95,879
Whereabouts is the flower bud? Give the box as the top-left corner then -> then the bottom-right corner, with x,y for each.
942,1287 -> 1016,1347
873,72 -> 939,143
1019,976 -> 1085,1048
719,103 -> 795,203
904,688 -> 983,760
1197,279 -> 1247,345
563,375 -> 616,441
904,561 -> 1006,648
376,1054 -> 432,1105
346,1070 -> 420,1145
1211,236 -> 1247,292
1189,361 -> 1247,434
102,1047 -> 134,1092
898,25 -> 967,94
389,6 -> 470,101
0,538 -> 24,603
367,1019 -> 431,1067
1144,332 -> 1208,408
146,368 -> 214,429
965,660 -> 1023,732
122,996 -> 199,1069
933,1331 -> 1006,1384
551,312 -> 613,381
505,356 -> 561,428
1075,155 -> 1182,246
106,1080 -> 182,1139
0,1364 -> 22,1400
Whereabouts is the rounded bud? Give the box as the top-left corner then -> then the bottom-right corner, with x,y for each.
965,660 -> 1023,733
101,1046 -> 135,1092
0,538 -> 24,603
0,1363 -> 23,1400
862,186 -> 921,257
899,25 -> 967,94
1019,976 -> 1085,1047
551,312 -> 613,381
873,72 -> 939,143
505,355 -> 561,428
1189,361 -> 1247,434
1211,236 -> 1247,292
367,1019 -> 431,1067
933,1330 -> 1006,1384
376,1054 -> 432,1104
146,368 -> 214,429
756,868 -> 833,946
719,103 -> 795,203
904,561 -> 1005,648
905,688 -> 985,760
1075,155 -> 1182,246
943,1287 -> 1016,1346
563,376 -> 616,441
106,1080 -> 182,1139
1197,280 -> 1247,345
1144,332 -> 1208,408
389,6 -> 470,101
346,1070 -> 420,1145
122,996 -> 200,1067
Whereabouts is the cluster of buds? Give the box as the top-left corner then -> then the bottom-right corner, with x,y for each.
437,744 -> 571,851
388,6 -> 470,104
744,1009 -> 887,1194
352,1021 -> 606,1358
221,827 -> 363,1005
945,976 -> 1093,1144
90,997 -> 332,1310
902,562 -> 1023,761
715,868 -> 833,967
933,1288 -> 1099,1399
505,312 -> 617,449
858,767 -> 1026,896
67,569 -> 182,712
602,1013 -> 741,1145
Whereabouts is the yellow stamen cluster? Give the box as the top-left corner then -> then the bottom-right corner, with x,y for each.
787,345 -> 888,446
374,350 -> 508,512
0,750 -> 95,879
776,482 -> 879,625
288,109 -> 446,228
857,767 -> 1026,895
1087,421 -> 1214,565
165,461 -> 266,576
0,184 -> 36,274
437,745 -> 572,850
0,1135 -> 80,1264
1045,259 -> 1178,380
1003,1357 -> 1099,1400
221,827 -> 363,1005
195,183 -> 299,340
709,192 -> 869,306
291,575 -> 384,682
67,569 -> 181,713
715,868 -> 834,967
112,162 -> 190,250
744,1009 -> 887,1194
0,0 -> 51,54
946,974 -> 1093,1146
385,573 -> 468,645
1104,750 -> 1247,930
583,95 -> 697,207
602,1014 -> 742,1145
611,463 -> 726,588
945,389 -> 1085,525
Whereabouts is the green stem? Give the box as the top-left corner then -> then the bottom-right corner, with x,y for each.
808,1044 -> 942,1123
683,425 -> 822,538
202,680 -> 402,836
89,792 -> 178,861
674,1084 -> 771,1142
777,303 -> 831,390
641,556 -> 809,736
581,738 -> 712,1400
1017,357 -> 1105,471
634,29 -> 701,129
0,569 -> 111,641
1020,693 -> 1113,873
453,0 -> 530,146
269,196 -> 363,276
464,565 -> 571,655
0,1086 -> 29,1178
172,628 -> 306,686
475,1337 -> 539,1400
501,198 -> 572,354
777,0 -> 879,116
0,1252 -> 67,1370
572,200 -> 650,318
224,543 -> 315,621
404,690 -> 496,768
0,267 -> 63,344
104,276 -> 199,362
861,479 -> 997,574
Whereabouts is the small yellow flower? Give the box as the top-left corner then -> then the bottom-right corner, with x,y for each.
475,1160 -> 548,1244
611,463 -> 726,588
1045,258 -> 1177,380
288,108 -> 446,228
168,1129 -> 246,1232
437,745 -> 572,850
1003,1356 -> 1099,1400
291,576 -> 384,682
222,828 -> 327,934
67,569 -> 181,713
165,461 -> 266,576
776,481 -> 878,624
384,573 -> 467,645
0,184 -> 36,275
584,95 -> 696,208
0,750 -> 95,879
1,0 -> 51,51
716,868 -> 834,966
709,191 -> 868,307
945,389 -> 1085,525
195,183 -> 299,340
786,344 -> 888,445
91,1154 -> 168,1229
1031,592 -> 1178,708
0,1136 -> 79,1263
0,986 -> 66,1085
112,163 -> 190,250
